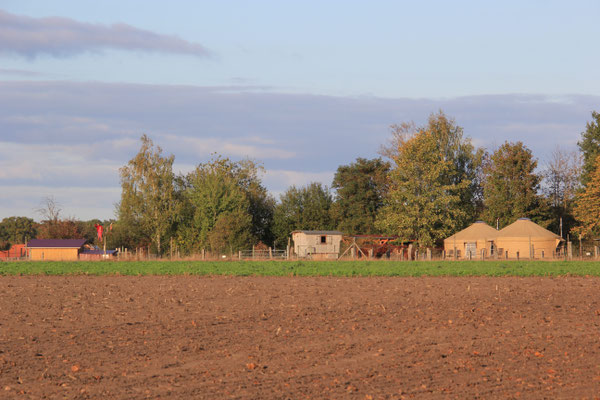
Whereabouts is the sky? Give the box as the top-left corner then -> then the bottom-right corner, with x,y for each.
0,1 -> 599,220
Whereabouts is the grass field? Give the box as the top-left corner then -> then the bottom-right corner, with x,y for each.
1,259 -> 600,276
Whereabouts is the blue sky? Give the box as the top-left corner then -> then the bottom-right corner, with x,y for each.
0,1 -> 599,220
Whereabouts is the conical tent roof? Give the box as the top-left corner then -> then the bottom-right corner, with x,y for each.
445,221 -> 498,242
497,218 -> 562,240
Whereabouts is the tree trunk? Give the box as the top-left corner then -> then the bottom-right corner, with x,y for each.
156,232 -> 161,256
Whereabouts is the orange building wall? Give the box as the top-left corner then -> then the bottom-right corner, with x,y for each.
29,248 -> 80,261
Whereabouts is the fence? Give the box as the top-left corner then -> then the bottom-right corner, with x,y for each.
238,249 -> 288,260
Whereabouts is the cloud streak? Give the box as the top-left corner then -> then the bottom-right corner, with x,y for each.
0,10 -> 211,58
0,67 -> 43,76
0,80 -> 597,220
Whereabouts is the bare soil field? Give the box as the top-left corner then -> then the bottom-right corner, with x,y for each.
1,276 -> 600,399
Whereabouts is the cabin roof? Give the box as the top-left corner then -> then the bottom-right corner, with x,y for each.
291,230 -> 343,235
27,239 -> 87,248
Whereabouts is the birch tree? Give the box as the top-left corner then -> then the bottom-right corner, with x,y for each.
118,135 -> 176,255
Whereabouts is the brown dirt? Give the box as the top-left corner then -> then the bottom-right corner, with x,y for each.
1,276 -> 600,399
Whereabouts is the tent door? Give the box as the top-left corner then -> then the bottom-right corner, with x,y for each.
465,242 -> 476,258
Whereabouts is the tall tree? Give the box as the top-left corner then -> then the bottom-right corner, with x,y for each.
207,210 -> 254,255
34,196 -> 86,239
573,155 -> 600,239
376,112 -> 483,247
577,111 -> 600,187
0,216 -> 36,245
481,141 -> 547,228
117,135 -> 176,255
543,147 -> 581,237
272,183 -> 334,247
176,156 -> 272,254
331,157 -> 390,235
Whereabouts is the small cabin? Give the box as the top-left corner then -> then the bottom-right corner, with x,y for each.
27,239 -> 87,261
291,230 -> 343,260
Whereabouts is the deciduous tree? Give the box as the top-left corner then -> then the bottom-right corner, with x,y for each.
176,156 -> 272,254
376,112 -> 483,247
573,155 -> 600,239
117,135 -> 176,255
331,157 -> 389,235
0,216 -> 36,245
272,183 -> 334,247
577,111 -> 600,187
481,141 -> 547,228
543,147 -> 581,237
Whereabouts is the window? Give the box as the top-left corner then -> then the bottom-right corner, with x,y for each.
320,236 -> 327,244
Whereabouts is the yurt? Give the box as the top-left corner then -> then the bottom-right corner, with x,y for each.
444,221 -> 499,259
496,218 -> 563,259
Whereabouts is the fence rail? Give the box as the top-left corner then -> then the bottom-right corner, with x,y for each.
238,249 -> 288,260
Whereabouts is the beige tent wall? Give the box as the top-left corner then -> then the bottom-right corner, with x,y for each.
496,238 -> 560,259
443,238 -> 494,259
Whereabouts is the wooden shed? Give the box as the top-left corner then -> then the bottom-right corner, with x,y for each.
27,239 -> 87,261
291,230 -> 343,260
496,218 -> 563,259
444,221 -> 498,259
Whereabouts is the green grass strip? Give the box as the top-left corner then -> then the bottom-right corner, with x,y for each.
1,260 -> 600,276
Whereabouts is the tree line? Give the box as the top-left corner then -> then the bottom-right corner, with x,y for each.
2,110 -> 599,254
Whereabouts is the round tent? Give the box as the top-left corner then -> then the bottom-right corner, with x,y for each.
496,218 -> 563,259
443,221 -> 499,259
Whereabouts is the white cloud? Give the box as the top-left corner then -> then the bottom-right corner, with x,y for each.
160,134 -> 295,160
0,10 -> 211,58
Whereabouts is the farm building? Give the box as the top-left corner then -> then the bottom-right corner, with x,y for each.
0,244 -> 28,260
27,239 -> 87,261
444,221 -> 498,259
292,230 -> 343,259
496,218 -> 563,259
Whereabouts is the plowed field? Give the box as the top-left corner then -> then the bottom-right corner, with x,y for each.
1,276 -> 600,398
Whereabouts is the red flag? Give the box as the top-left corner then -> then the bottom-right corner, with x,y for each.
94,223 -> 103,241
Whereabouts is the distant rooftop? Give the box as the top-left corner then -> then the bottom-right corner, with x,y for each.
292,230 -> 344,235
27,239 -> 87,248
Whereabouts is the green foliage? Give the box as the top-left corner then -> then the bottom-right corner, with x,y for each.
117,135 -> 177,254
176,156 -> 273,254
481,141 -> 548,228
331,157 -> 390,235
0,216 -> 36,245
573,155 -> 600,239
376,112 -> 483,247
272,183 -> 335,247
1,260 -> 599,277
207,210 -> 254,254
577,111 -> 600,187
